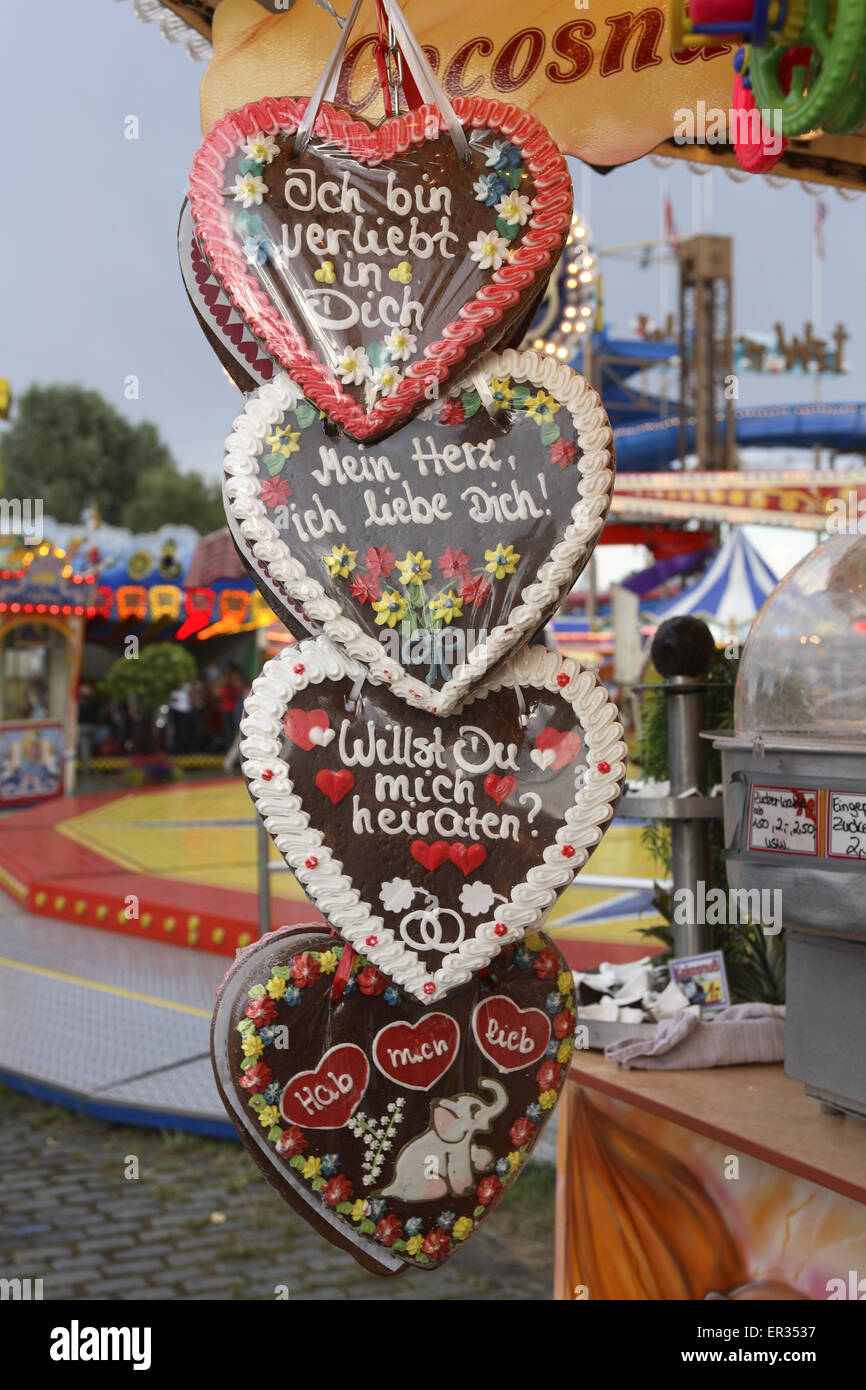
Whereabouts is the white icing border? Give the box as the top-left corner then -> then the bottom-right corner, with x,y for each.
240,635 -> 626,1005
224,348 -> 614,717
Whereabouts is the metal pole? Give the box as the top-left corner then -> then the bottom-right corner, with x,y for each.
667,674 -> 711,957
256,819 -> 272,938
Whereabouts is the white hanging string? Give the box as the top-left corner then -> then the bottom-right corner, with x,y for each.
378,0 -> 470,163
294,0 -> 365,157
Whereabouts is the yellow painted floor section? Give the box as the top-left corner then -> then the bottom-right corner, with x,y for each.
58,782 -> 666,947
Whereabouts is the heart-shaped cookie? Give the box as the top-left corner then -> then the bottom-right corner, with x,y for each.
189,97 -> 572,440
240,636 -> 625,1004
211,922 -> 576,1275
224,350 -> 614,715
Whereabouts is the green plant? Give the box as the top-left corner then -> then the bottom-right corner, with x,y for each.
105,643 -> 197,711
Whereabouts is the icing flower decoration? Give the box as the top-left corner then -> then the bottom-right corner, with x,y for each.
375,1214 -> 403,1247
458,574 -> 491,607
323,1174 -> 354,1207
266,425 -> 300,458
324,544 -> 358,579
537,1059 -> 562,1092
476,1174 -> 502,1205
242,234 -> 274,267
557,970 -> 574,995
358,965 -> 389,996
484,543 -> 520,579
405,1216 -> 423,1236
260,476 -> 291,510
265,975 -> 287,1001
557,1039 -> 575,1065
549,438 -> 577,469
380,877 -> 416,913
242,1034 -> 264,1059
489,376 -> 516,406
361,544 -> 396,578
473,173 -> 509,206
422,1228 -> 451,1260
429,590 -> 463,625
276,1126 -> 307,1157
302,1155 -> 323,1181
244,995 -> 277,1026
243,132 -> 280,165
533,945 -> 561,979
372,364 -> 402,397
539,1089 -> 558,1110
396,550 -> 432,586
509,1116 -> 536,1148
452,1216 -> 473,1241
321,1153 -> 339,1176
525,390 -> 561,425
384,985 -> 401,1006
554,1010 -> 575,1040
372,588 -> 409,628
495,191 -> 532,226
468,229 -> 512,271
314,260 -> 337,284
389,261 -> 413,284
229,172 -> 267,207
349,572 -> 382,604
258,1104 -> 280,1129
459,880 -> 496,917
238,1061 -> 273,1092
486,140 -> 523,171
385,328 -> 417,362
525,1101 -> 543,1122
336,346 -> 371,386
317,949 -> 339,976
350,1199 -> 368,1223
439,400 -> 465,426
405,1234 -> 424,1256
437,546 -> 471,579
290,953 -> 321,989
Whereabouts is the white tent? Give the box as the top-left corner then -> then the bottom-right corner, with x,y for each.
658,529 -> 779,636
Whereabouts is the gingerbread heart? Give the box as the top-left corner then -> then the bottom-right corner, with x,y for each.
189,98 -> 572,441
240,636 -> 626,1004
223,350 -> 614,715
211,922 -> 576,1274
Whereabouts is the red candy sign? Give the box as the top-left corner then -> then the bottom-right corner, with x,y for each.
281,1044 -> 370,1127
472,996 -> 551,1072
373,1015 -> 460,1091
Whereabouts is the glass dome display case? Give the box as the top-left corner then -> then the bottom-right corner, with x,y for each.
712,532 -> 866,1118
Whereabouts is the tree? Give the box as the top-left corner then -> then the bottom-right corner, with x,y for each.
104,643 -> 197,752
0,384 -> 223,534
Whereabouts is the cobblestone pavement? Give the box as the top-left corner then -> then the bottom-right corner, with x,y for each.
0,1085 -> 554,1301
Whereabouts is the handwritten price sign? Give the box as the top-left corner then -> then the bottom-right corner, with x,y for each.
827,791 -> 866,861
748,785 -> 818,856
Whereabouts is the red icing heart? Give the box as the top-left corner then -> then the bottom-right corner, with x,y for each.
373,1014 -> 460,1091
484,774 -> 517,807
535,726 -> 582,770
410,839 -> 451,872
281,1043 -> 369,1128
284,708 -> 330,750
472,996 -> 551,1073
315,768 -> 355,804
449,843 -> 487,876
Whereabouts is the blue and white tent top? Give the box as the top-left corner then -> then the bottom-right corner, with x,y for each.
657,529 -> 779,635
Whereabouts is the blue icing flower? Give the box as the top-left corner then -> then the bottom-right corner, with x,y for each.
284,986 -> 302,1007
545,991 -> 563,1015
384,985 -> 401,1006
321,1153 -> 340,1176
242,234 -> 274,267
258,1025 -> 279,1046
405,1216 -> 423,1235
496,142 -> 523,170
495,1158 -> 510,1178
437,1211 -> 455,1230
545,1038 -> 559,1057
473,172 -> 508,206
369,1197 -> 387,1218
525,1102 -> 543,1122
342,976 -> 357,996
515,947 -> 534,970
263,1082 -> 281,1106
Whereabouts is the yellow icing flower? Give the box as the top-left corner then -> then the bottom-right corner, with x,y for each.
324,544 -> 358,579
266,976 -> 287,1000
557,971 -> 574,995
258,1105 -> 280,1129
266,426 -> 300,458
507,1150 -> 521,1172
484,543 -> 520,579
372,588 -> 409,628
525,390 -> 560,424
241,1034 -> 263,1058
396,550 -> 432,586
525,933 -> 544,951
557,1039 -> 574,1065
452,1216 -> 474,1241
389,261 -> 412,284
539,1088 -> 558,1110
406,1234 -> 424,1256
302,1156 -> 322,1180
489,376 -> 515,406
350,1199 -> 367,1223
318,950 -> 338,976
429,589 -> 463,625
314,260 -> 337,284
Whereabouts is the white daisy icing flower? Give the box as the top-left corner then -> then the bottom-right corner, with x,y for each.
336,346 -> 371,386
229,173 -> 267,207
243,132 -> 280,165
495,191 -> 533,226
468,229 -> 511,271
385,328 -> 417,362
372,364 -> 403,397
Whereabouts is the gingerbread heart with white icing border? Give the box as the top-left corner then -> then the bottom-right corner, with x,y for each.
224,349 -> 614,716
189,98 -> 572,441
211,921 -> 576,1275
240,636 -> 625,1005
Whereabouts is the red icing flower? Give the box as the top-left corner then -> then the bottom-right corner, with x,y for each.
533,947 -> 560,980
549,438 -> 577,469
290,953 -> 321,988
260,476 -> 292,508
476,1174 -> 502,1206
553,1008 -> 575,1040
238,1061 -> 273,1093
437,546 -> 471,579
536,1059 -> 562,1091
357,965 -> 388,996
362,544 -> 396,579
440,400 -> 465,425
509,1116 -> 536,1148
422,1227 -> 451,1259
375,1214 -> 404,1247
349,572 -> 382,604
244,995 -> 278,1026
458,574 -> 491,607
276,1125 -> 307,1157
322,1173 -> 354,1207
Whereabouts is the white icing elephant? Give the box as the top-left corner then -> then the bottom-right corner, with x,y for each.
379,1079 -> 507,1203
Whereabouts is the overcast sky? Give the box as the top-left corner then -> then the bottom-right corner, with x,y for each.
3,0 -> 864,577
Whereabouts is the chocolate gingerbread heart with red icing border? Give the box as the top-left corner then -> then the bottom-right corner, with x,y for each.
211,921 -> 577,1274
189,97 -> 572,441
240,636 -> 625,1004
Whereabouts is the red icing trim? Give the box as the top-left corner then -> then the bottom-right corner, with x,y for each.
189,97 -> 572,439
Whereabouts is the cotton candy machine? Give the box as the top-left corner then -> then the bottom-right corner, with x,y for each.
712,532 -> 866,1117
